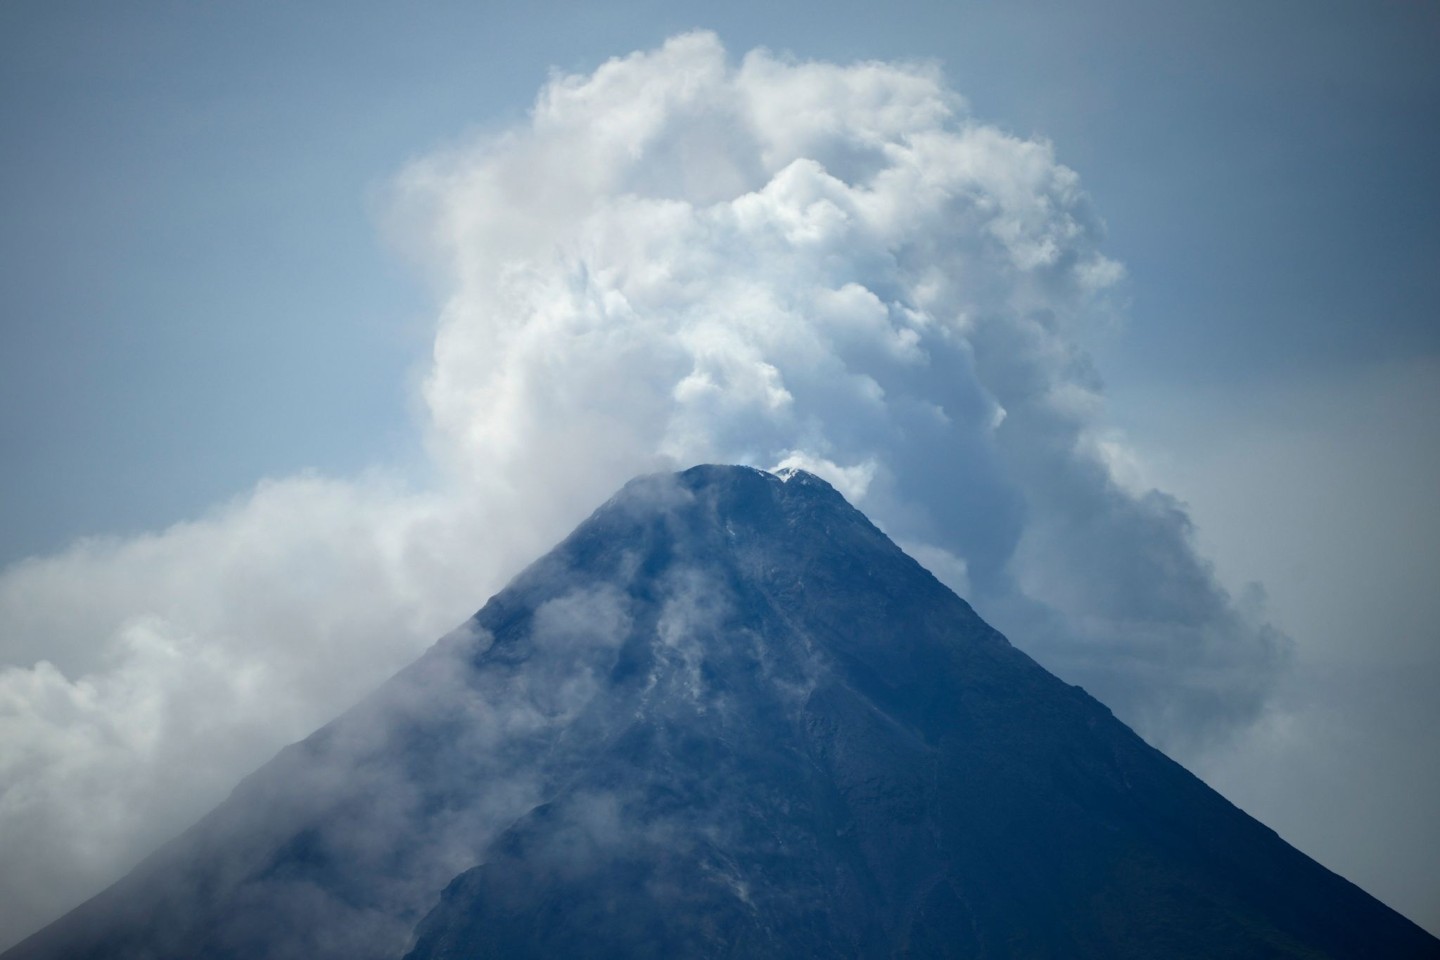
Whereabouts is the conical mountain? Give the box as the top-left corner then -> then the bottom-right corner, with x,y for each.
6,465 -> 1436,959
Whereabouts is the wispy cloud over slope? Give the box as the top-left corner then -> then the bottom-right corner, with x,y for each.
0,32 -> 1285,949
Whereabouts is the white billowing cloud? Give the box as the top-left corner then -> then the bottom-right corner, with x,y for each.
0,475 -> 485,944
398,30 -> 1284,740
0,31 -> 1285,949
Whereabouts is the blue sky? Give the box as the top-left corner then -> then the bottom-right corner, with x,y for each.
1,0 -> 1436,945
4,2 -> 1436,560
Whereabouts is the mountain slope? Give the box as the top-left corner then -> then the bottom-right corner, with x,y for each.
6,465 -> 1436,959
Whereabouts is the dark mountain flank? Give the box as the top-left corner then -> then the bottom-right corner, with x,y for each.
7,465 -> 1436,959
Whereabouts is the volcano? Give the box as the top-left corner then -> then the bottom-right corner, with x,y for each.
6,465 -> 1435,959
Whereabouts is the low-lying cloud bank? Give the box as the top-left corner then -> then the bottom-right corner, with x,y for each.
0,32 -> 1286,949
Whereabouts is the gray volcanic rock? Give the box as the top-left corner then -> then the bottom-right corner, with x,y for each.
6,465 -> 1437,959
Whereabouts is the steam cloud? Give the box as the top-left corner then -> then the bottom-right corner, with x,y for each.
0,32 -> 1286,949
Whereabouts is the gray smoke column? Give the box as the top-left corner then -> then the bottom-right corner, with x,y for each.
0,31 -> 1286,950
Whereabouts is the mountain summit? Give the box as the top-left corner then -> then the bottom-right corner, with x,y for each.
7,465 -> 1436,959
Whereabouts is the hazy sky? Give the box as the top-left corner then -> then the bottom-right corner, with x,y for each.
1,0 -> 1436,946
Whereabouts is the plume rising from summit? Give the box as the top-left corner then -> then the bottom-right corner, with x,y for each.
395,30 -> 1283,743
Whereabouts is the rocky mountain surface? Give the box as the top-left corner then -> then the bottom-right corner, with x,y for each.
6,465 -> 1436,959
